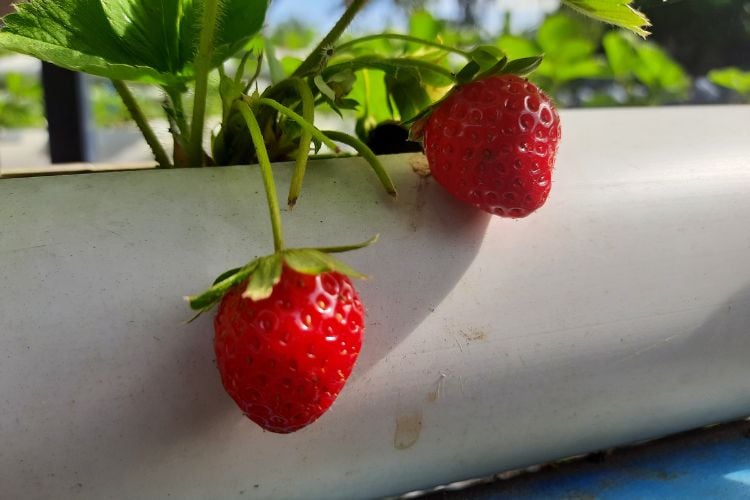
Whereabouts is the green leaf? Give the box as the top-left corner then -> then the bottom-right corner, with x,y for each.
537,14 -> 596,61
282,250 -> 367,280
408,10 -> 442,41
561,0 -> 650,37
264,38 -> 286,84
244,254 -> 283,301
211,1 -> 269,65
349,69 -> 392,139
386,71 -> 432,122
632,43 -> 689,94
555,59 -> 610,83
0,0 -> 268,85
708,67 -> 750,96
281,56 -> 304,77
602,31 -> 635,79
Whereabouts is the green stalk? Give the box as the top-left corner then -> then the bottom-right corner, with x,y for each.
237,104 -> 285,252
286,79 -> 315,207
188,0 -> 222,167
292,0 -> 370,77
336,33 -> 471,57
324,56 -> 456,81
166,86 -> 190,139
112,80 -> 172,169
322,130 -> 397,198
251,97 -> 341,153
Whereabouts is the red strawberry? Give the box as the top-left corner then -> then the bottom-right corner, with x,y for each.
213,265 -> 365,434
421,74 -> 561,218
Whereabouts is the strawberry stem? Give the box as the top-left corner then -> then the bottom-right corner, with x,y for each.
292,0 -> 370,78
322,130 -> 397,198
323,56 -> 456,82
336,34 -> 471,58
112,80 -> 172,169
237,103 -> 285,252
284,79 -> 316,208
165,86 -> 190,140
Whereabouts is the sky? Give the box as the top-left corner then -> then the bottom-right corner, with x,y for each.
266,0 -> 560,37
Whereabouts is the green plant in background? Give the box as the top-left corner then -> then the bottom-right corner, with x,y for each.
708,67 -> 750,102
90,79 -> 164,127
640,0 -> 750,75
269,19 -> 317,51
603,31 -> 690,104
0,72 -> 44,127
498,13 -> 609,97
1,0 -> 736,133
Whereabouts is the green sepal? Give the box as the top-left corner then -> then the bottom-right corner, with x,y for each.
337,98 -> 360,110
283,249 -> 367,280
497,56 -> 544,77
457,46 -> 509,84
455,61 -> 481,85
186,260 -> 261,311
213,266 -> 243,285
473,55 -> 509,81
469,45 -> 506,68
243,253 -> 283,301
187,236 -> 375,314
312,234 -> 379,254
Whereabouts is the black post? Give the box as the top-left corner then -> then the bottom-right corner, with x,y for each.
41,63 -> 91,163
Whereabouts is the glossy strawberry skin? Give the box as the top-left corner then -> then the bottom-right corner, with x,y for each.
423,74 -> 561,218
214,266 -> 364,434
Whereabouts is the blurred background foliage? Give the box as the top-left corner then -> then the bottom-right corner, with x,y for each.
0,0 -> 748,129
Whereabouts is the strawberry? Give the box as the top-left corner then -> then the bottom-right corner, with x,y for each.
212,264 -> 365,433
420,74 -> 561,218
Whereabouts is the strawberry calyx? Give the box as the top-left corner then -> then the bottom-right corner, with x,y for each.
405,54 -> 544,142
187,234 -> 377,316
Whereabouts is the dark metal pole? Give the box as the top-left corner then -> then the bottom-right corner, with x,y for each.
41,63 -> 91,163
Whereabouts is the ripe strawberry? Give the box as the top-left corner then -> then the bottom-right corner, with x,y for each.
213,265 -> 365,434
421,74 -> 561,218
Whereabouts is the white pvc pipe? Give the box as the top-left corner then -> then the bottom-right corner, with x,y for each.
1,106 -> 749,499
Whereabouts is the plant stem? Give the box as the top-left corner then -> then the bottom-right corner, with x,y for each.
292,0 -> 370,78
322,130 -> 397,198
286,79 -> 315,207
252,97 -> 341,153
188,0 -> 222,167
166,86 -> 190,139
237,104 -> 285,252
112,80 -> 172,169
324,56 -> 456,82
336,34 -> 471,58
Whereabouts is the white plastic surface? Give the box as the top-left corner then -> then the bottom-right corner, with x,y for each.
1,106 -> 750,499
